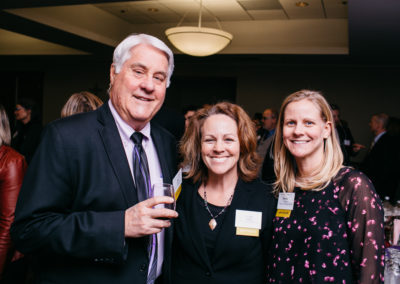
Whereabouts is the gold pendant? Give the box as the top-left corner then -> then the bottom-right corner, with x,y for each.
209,219 -> 217,230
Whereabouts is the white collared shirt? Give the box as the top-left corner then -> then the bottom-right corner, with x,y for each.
108,100 -> 164,278
374,131 -> 386,146
371,131 -> 386,149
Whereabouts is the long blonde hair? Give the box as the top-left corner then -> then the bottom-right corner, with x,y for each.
0,104 -> 11,146
61,92 -> 103,118
273,90 -> 343,193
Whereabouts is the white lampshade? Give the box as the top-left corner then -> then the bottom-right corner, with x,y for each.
165,26 -> 233,57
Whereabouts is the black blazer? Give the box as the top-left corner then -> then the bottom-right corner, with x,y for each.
11,102 -> 177,284
169,178 -> 276,284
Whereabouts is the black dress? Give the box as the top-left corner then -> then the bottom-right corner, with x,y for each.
267,167 -> 385,283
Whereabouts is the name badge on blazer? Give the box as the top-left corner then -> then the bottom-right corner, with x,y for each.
172,169 -> 182,200
235,210 -> 262,237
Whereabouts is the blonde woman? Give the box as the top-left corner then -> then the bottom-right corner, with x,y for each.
267,90 -> 384,283
61,91 -> 103,118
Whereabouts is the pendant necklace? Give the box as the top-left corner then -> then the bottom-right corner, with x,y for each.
203,185 -> 234,231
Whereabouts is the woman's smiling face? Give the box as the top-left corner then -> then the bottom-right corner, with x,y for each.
201,114 -> 240,179
282,99 -> 331,166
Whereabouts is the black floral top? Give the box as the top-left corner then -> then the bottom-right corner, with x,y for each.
267,167 -> 385,283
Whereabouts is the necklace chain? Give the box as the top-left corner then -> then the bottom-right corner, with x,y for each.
203,185 -> 233,227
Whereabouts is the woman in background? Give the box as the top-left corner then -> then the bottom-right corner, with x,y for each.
61,91 -> 103,118
267,90 -> 384,283
170,102 -> 275,284
0,104 -> 27,283
11,98 -> 42,164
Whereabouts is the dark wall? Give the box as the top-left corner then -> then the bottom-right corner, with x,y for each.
1,54 -> 399,162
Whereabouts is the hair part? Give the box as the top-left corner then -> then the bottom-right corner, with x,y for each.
0,104 -> 11,146
61,91 -> 103,118
112,33 -> 174,87
273,90 -> 343,194
180,102 -> 260,184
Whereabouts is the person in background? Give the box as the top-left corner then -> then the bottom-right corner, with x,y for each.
11,33 -> 178,284
0,104 -> 27,283
387,116 -> 400,202
361,113 -> 399,202
267,90 -> 384,283
257,108 -> 278,184
61,91 -> 103,118
11,98 -> 42,164
183,106 -> 198,129
170,102 -> 275,284
258,108 -> 278,144
330,104 -> 364,165
252,112 -> 262,134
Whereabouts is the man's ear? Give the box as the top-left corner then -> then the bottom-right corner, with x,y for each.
110,64 -> 116,85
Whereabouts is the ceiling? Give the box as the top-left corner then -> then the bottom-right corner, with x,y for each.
0,0 -> 349,56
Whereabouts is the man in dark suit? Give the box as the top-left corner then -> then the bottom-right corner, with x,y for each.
257,108 -> 278,184
361,113 -> 399,202
11,34 -> 178,284
330,104 -> 364,166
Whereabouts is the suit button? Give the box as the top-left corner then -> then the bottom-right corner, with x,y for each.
140,264 -> 147,272
205,271 -> 211,277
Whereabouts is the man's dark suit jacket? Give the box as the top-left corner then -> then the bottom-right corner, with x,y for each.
168,179 -> 276,284
361,132 -> 399,201
11,102 -> 177,284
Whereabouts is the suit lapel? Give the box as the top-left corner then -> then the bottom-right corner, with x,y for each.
97,103 -> 137,206
151,123 -> 173,183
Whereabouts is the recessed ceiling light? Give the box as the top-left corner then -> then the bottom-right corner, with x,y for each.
148,8 -> 159,12
295,1 -> 309,7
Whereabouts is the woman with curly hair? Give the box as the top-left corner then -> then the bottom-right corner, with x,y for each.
169,102 -> 275,284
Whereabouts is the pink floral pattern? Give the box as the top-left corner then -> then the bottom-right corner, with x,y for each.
267,167 -> 385,283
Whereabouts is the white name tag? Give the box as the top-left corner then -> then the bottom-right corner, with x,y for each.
172,169 -> 182,200
277,192 -> 295,210
235,210 -> 262,230
344,139 -> 351,146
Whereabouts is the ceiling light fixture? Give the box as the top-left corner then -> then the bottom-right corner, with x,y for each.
295,1 -> 309,7
165,0 -> 233,57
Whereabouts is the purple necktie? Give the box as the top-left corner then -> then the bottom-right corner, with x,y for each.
130,132 -> 157,284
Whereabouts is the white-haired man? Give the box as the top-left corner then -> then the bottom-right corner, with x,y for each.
12,34 -> 178,284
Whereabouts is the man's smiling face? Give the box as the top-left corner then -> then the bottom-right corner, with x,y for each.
109,43 -> 169,131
